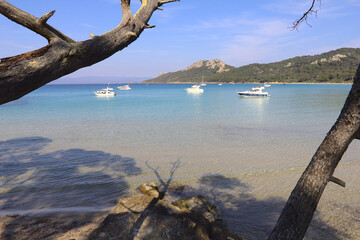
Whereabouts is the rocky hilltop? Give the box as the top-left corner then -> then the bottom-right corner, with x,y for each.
183,59 -> 230,73
143,59 -> 234,83
144,47 -> 360,83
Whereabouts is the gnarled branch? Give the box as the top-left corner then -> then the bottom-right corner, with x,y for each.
0,0 -> 179,105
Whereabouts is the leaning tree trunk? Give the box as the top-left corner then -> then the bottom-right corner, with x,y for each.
0,0 -> 178,105
269,64 -> 360,239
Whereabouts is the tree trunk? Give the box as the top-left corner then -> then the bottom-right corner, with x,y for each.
269,64 -> 360,239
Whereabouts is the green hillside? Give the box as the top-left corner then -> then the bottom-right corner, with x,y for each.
143,59 -> 235,83
144,48 -> 360,83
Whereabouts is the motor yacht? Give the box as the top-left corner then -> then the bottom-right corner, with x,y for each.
237,86 -> 269,97
94,86 -> 116,97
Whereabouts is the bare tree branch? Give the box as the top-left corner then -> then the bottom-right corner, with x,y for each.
291,0 -> 321,30
329,176 -> 346,187
145,24 -> 156,28
38,10 -> 55,25
120,0 -> 132,18
0,0 -> 179,105
159,0 -> 180,6
0,0 -> 74,43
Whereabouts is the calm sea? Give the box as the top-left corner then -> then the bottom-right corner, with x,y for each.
1,83 -> 359,239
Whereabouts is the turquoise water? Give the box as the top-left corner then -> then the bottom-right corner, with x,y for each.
1,83 -> 359,239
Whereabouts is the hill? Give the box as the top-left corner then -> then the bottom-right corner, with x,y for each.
144,48 -> 360,83
143,59 -> 235,83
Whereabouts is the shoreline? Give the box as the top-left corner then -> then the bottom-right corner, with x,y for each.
140,81 -> 353,85
48,81 -> 353,85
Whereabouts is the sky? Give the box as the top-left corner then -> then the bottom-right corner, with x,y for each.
1,0 -> 360,83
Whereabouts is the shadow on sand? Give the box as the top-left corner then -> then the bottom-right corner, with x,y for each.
0,138 -> 352,239
167,173 -> 350,240
0,136 -> 142,240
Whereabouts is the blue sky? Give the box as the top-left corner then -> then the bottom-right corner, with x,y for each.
1,0 -> 360,83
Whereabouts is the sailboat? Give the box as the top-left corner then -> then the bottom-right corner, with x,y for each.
200,74 -> 206,86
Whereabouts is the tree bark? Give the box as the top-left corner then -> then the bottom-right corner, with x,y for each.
0,0 -> 179,105
269,64 -> 360,239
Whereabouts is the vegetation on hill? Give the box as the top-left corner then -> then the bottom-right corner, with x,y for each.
144,48 -> 360,83
144,59 -> 235,83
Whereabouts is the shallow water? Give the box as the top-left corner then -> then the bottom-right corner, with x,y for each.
1,83 -> 359,239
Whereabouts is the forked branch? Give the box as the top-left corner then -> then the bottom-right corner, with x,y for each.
0,0 -> 74,42
38,10 -> 55,25
0,0 -> 179,105
291,0 -> 321,30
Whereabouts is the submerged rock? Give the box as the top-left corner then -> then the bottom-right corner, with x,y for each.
88,183 -> 245,240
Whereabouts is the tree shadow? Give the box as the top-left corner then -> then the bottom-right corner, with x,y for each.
145,159 -> 183,195
87,160 -> 185,240
0,136 -> 142,239
126,160 -> 183,238
167,174 -> 350,240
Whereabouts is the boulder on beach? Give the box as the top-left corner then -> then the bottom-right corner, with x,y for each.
88,182 -> 245,240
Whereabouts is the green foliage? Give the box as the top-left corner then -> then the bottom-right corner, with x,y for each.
144,48 -> 360,83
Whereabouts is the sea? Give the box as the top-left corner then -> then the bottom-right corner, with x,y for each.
1,83 -> 359,239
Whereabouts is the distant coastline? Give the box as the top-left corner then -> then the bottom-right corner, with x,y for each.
140,81 -> 353,85
143,47 -> 360,85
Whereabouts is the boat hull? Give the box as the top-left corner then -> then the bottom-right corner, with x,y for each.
185,89 -> 204,94
117,87 -> 131,90
237,92 -> 269,97
94,92 -> 116,97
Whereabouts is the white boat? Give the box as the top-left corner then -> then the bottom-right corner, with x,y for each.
185,84 -> 204,94
237,86 -> 269,97
117,84 -> 131,90
218,83 -> 223,86
264,83 -> 271,87
200,75 -> 206,86
94,86 -> 116,97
